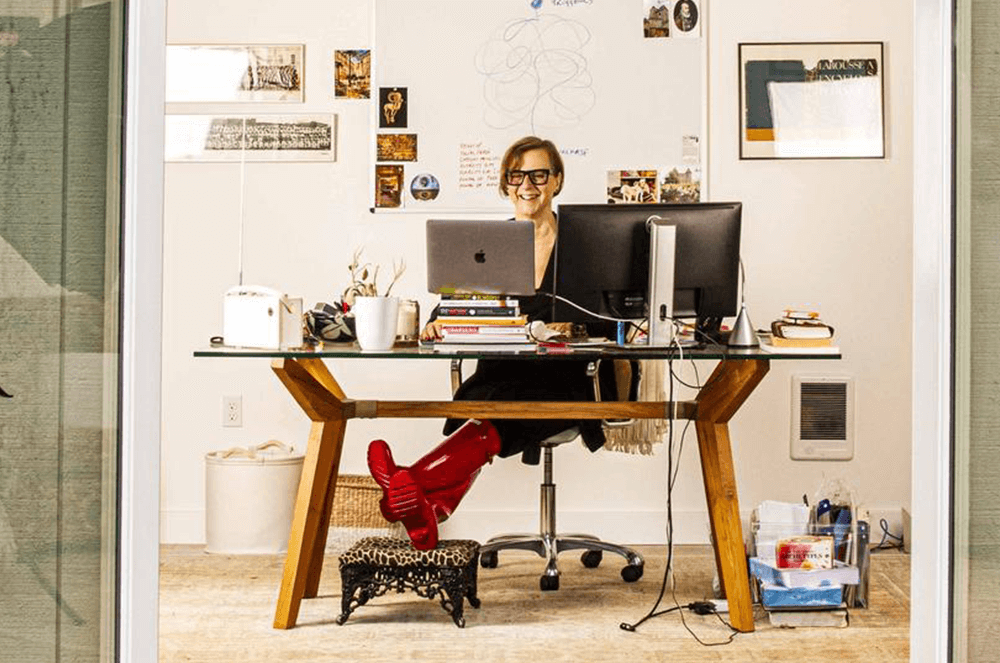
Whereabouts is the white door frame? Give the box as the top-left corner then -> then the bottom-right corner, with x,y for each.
911,0 -> 953,661
119,0 -> 165,661
117,0 -> 954,661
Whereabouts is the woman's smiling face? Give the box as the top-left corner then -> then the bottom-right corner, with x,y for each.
506,148 -> 562,221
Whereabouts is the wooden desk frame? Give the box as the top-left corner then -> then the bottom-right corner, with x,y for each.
268,355 -> 768,632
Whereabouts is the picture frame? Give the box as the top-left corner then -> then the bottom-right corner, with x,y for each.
166,44 -> 305,103
739,42 -> 885,159
164,115 -> 336,162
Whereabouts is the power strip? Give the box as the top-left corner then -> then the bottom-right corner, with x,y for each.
710,599 -> 729,614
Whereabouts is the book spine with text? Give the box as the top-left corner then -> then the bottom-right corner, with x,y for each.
438,306 -> 520,317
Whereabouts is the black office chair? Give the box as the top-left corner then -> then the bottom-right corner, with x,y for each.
450,359 -> 645,591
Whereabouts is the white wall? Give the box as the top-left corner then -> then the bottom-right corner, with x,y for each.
161,0 -> 913,545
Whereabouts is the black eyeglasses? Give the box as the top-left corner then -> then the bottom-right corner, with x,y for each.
505,169 -> 551,186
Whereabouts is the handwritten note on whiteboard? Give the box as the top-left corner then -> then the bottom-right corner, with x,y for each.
458,142 -> 500,191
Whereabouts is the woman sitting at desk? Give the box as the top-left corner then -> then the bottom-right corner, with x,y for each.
367,136 -> 630,550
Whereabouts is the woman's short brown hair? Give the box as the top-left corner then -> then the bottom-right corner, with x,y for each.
498,136 -> 564,198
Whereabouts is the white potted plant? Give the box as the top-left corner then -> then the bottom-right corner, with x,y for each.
344,248 -> 406,351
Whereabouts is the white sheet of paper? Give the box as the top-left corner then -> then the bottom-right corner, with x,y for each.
767,77 -> 883,158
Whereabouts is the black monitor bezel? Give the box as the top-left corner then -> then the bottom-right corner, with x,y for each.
552,202 -> 742,338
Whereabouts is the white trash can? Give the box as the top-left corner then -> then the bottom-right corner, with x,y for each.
205,440 -> 304,554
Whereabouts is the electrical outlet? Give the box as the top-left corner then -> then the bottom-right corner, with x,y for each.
222,395 -> 242,427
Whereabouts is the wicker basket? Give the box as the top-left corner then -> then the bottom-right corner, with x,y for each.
331,474 -> 389,529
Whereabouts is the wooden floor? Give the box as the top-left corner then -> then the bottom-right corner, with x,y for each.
159,536 -> 909,663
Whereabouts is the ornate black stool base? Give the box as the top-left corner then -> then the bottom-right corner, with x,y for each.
337,537 -> 481,627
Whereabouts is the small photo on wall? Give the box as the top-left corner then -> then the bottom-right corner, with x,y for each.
607,170 -> 658,204
659,166 -> 701,203
410,173 -> 440,201
335,49 -> 371,99
379,87 -> 408,128
375,165 -> 404,208
673,0 -> 701,37
642,1 -> 670,39
376,133 -> 418,161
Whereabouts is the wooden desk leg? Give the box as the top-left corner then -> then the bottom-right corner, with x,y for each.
695,358 -> 769,633
270,358 -> 349,629
297,359 -> 348,599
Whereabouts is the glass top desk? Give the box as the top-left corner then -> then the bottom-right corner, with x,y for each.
195,344 -> 840,632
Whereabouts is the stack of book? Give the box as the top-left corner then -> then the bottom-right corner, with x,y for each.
435,295 -> 531,346
761,309 -> 838,353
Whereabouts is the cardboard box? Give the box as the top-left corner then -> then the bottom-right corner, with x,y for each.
776,535 -> 834,569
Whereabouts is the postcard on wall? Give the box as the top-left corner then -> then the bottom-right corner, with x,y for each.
642,0 -> 670,39
672,0 -> 701,38
164,115 -> 336,162
379,87 -> 408,128
335,49 -> 371,99
410,173 -> 440,201
682,135 -> 700,165
165,44 -> 304,103
740,42 -> 885,159
376,133 -> 418,161
606,170 -> 658,204
659,166 -> 701,203
375,165 -> 404,208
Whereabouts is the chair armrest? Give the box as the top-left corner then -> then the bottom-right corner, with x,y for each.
450,359 -> 463,396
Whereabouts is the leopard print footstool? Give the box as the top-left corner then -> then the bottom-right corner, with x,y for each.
336,537 -> 481,627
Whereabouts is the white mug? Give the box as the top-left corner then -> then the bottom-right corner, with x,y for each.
353,296 -> 400,351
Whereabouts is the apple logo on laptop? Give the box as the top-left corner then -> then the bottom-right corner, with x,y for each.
475,249 -> 486,263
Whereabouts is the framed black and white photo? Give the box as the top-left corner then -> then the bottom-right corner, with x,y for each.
166,45 -> 305,103
739,42 -> 885,159
164,115 -> 336,162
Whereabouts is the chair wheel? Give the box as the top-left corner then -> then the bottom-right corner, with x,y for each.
581,550 -> 603,568
480,551 -> 498,569
540,574 -> 560,591
621,564 -> 643,583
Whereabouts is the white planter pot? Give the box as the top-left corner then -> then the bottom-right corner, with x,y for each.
353,296 -> 400,351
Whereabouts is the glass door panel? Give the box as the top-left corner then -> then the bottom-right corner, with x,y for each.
0,1 -> 124,660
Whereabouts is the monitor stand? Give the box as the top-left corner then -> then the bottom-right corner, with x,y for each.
646,222 -> 676,348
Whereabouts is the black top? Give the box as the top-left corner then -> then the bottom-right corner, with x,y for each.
430,248 -> 633,465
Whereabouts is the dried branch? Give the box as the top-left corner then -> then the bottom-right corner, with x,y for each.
342,247 -> 406,304
383,258 -> 406,297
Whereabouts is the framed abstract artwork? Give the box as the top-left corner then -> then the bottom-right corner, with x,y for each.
739,42 -> 885,159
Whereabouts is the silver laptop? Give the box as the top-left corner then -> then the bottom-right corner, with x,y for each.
426,219 -> 535,295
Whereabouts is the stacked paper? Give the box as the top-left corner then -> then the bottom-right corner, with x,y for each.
753,500 -> 811,563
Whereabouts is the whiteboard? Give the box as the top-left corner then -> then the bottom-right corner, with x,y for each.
373,0 -> 705,212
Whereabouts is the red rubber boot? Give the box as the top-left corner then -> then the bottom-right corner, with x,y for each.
366,420 -> 501,549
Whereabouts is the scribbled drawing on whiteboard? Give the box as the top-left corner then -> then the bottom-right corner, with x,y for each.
474,8 -> 595,134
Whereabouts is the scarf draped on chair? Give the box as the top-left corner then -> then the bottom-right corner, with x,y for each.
602,360 -> 669,455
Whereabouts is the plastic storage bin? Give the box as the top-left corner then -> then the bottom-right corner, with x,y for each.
205,440 -> 304,554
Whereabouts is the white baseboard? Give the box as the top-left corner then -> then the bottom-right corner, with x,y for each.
865,506 -> 908,550
160,504 -> 911,549
160,509 -> 204,544
440,508 -> 735,545
160,507 -> 728,546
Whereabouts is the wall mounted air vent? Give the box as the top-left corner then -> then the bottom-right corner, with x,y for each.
791,375 -> 855,461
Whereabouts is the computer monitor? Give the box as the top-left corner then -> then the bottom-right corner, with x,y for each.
553,202 -> 742,341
